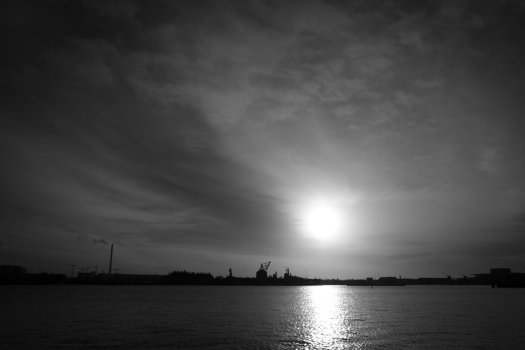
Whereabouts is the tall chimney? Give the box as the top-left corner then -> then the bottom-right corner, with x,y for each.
108,243 -> 113,275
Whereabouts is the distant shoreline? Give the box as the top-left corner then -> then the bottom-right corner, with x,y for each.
2,265 -> 524,288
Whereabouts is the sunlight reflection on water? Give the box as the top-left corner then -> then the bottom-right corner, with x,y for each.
302,285 -> 361,349
2,285 -> 525,349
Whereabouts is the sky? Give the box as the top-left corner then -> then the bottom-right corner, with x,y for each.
1,0 -> 525,278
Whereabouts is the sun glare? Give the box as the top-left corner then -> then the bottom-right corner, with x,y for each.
300,198 -> 344,241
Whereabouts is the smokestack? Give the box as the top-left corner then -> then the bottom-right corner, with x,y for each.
108,243 -> 113,275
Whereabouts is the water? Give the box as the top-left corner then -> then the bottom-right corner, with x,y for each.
1,285 -> 524,349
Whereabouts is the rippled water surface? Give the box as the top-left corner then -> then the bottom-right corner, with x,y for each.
1,285 -> 524,349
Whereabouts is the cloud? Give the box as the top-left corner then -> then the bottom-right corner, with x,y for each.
42,39 -> 118,88
92,238 -> 109,246
2,0 -> 525,276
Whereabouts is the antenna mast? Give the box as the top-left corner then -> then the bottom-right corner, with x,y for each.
108,244 -> 113,275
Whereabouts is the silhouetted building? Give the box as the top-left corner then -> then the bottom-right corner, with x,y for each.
470,268 -> 525,288
256,268 -> 267,279
490,268 -> 511,275
489,268 -> 525,288
166,270 -> 213,284
0,265 -> 26,277
256,261 -> 271,280
1,265 -> 66,284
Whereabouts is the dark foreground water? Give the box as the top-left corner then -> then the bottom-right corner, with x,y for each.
1,285 -> 524,349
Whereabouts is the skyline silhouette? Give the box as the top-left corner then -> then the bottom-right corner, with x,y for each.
3,261 -> 525,288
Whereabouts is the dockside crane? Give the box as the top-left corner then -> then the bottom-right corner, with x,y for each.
260,261 -> 271,270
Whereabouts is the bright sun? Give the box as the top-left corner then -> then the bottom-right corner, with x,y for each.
300,198 -> 344,241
